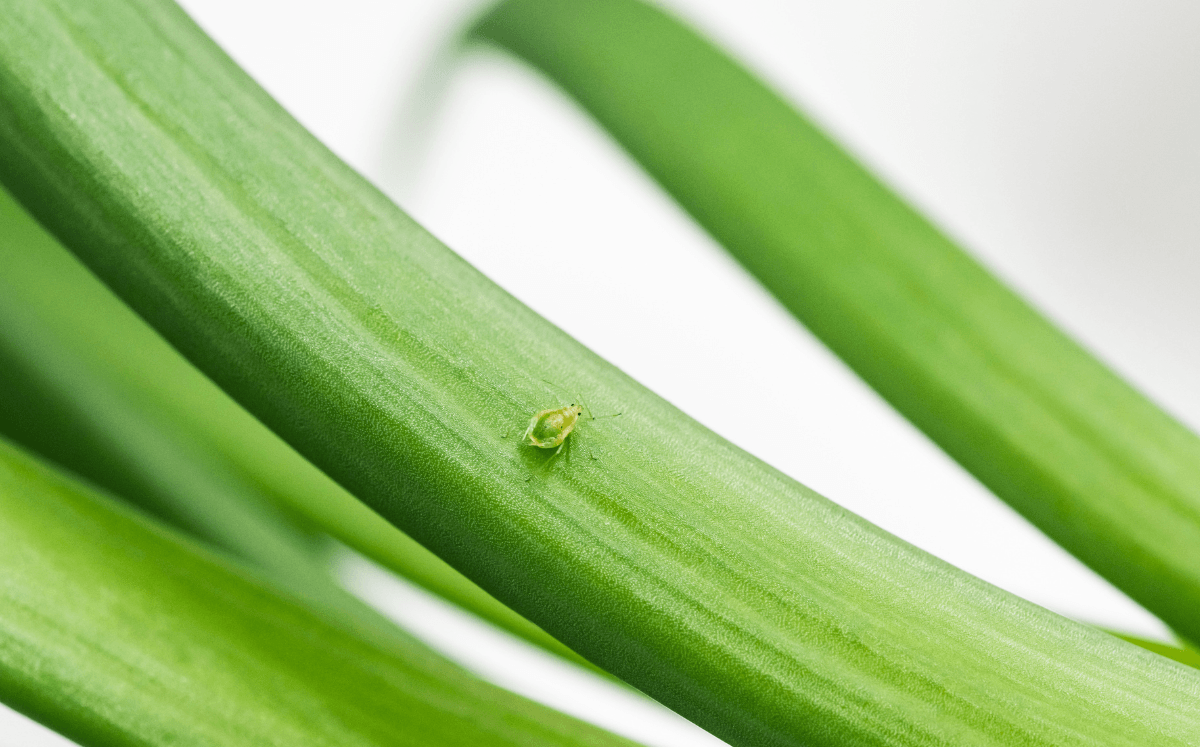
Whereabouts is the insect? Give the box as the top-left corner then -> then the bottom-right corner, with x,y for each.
521,387 -> 622,468
523,403 -> 586,457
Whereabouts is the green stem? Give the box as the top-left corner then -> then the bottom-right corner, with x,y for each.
471,0 -> 1200,646
1110,633 -> 1200,671
1,0 -> 1197,744
0,436 -> 635,747
0,181 -> 595,672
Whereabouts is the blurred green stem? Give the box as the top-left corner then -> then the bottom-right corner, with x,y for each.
2,0 -> 1199,744
0,435 -> 636,747
473,0 -> 1200,645
0,183 -> 593,671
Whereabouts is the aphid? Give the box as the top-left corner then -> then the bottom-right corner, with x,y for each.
523,403 -> 586,457
521,385 -> 622,471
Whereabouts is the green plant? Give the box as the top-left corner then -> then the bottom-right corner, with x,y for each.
471,0 -> 1200,647
0,0 -> 1198,746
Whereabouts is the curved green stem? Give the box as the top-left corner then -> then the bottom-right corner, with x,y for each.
1111,633 -> 1200,670
1,0 -> 1198,744
471,0 -> 1200,647
0,437 -> 635,747
0,182 -> 595,672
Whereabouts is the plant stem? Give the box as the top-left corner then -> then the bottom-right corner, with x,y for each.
0,436 -> 637,747
1,0 -> 1198,744
472,0 -> 1200,647
0,182 -> 595,672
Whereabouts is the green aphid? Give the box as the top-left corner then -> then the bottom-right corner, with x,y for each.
523,403 -> 585,457
522,391 -> 622,463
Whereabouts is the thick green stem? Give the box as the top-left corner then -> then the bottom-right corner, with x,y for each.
1,0 -> 1198,745
0,182 -> 593,671
0,437 -> 635,747
471,0 -> 1200,646
1113,633 -> 1200,670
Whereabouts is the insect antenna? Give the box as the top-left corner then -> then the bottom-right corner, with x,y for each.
539,378 -> 606,418
537,377 -> 621,423
540,378 -> 573,399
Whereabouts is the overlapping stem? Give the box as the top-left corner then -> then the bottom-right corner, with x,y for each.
472,0 -> 1200,646
1,0 -> 1198,745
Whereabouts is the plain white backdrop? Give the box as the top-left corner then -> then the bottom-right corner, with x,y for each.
6,1 -> 1200,744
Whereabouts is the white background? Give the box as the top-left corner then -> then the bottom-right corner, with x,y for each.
6,1 -> 1200,744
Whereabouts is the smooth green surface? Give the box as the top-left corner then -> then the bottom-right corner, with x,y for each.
2,0 -> 1200,745
0,436 -> 636,747
0,182 -> 593,671
472,0 -> 1200,648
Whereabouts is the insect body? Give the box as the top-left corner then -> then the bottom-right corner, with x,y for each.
523,403 -> 584,456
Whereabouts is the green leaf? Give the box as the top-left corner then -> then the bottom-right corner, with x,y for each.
2,0 -> 1198,745
471,0 -> 1200,647
0,436 -> 637,747
0,178 -> 596,673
